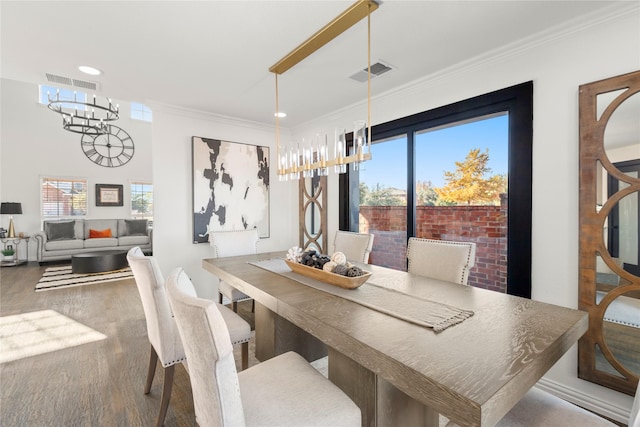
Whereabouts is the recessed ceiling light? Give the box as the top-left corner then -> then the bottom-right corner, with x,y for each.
274,112 -> 287,118
78,66 -> 101,76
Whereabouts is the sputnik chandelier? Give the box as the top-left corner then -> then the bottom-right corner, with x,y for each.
47,90 -> 119,135
270,0 -> 379,181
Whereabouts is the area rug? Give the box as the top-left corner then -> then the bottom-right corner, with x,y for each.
0,309 -> 106,364
35,265 -> 133,292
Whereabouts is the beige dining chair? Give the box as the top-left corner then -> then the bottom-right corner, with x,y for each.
210,229 -> 258,312
334,230 -> 375,263
406,237 -> 476,285
444,374 -> 640,427
166,267 -> 362,427
493,385 -> 627,426
127,247 -> 251,427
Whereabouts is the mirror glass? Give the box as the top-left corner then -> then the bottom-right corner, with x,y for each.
304,176 -> 322,239
595,344 -> 625,378
304,201 -> 321,239
605,190 -> 639,277
596,160 -> 605,214
596,253 -> 624,290
603,91 -> 640,166
601,290 -> 640,376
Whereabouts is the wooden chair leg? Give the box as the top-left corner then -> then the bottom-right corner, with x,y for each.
232,301 -> 238,312
156,364 -> 175,427
144,345 -> 158,394
251,299 -> 255,313
219,292 -> 223,304
241,342 -> 249,370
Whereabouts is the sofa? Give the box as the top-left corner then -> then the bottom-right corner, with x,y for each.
34,218 -> 152,264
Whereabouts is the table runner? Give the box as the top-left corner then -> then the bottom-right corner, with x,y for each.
250,258 -> 473,332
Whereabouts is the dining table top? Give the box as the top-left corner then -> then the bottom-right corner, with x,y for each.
203,251 -> 589,426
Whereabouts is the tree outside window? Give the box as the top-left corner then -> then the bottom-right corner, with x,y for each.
131,182 -> 153,220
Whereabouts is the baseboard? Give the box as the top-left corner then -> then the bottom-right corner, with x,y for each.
536,377 -> 629,424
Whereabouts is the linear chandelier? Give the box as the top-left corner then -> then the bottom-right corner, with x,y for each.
270,0 -> 379,180
48,90 -> 120,135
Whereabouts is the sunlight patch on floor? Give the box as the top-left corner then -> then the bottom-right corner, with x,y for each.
0,309 -> 106,363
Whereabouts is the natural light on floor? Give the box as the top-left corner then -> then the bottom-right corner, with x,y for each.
0,310 -> 106,364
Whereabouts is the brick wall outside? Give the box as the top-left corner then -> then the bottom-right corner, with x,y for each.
359,194 -> 508,292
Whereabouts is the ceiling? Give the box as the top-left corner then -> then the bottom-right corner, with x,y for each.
0,1 -> 627,128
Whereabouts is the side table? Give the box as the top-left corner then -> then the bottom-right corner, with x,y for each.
1,236 -> 30,267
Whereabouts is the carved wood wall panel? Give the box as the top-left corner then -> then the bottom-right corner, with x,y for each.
578,70 -> 640,396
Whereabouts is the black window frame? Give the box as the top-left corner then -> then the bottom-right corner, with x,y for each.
340,81 -> 533,298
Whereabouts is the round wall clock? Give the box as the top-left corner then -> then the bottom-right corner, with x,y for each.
80,124 -> 135,167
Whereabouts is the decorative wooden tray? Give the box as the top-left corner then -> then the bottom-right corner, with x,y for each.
284,259 -> 371,289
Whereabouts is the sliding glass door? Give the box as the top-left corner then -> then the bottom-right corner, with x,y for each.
340,82 -> 532,297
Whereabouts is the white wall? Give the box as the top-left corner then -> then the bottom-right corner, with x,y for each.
150,105 -> 296,300
0,78 -> 152,260
291,6 -> 639,422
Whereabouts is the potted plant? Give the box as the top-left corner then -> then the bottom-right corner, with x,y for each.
2,248 -> 15,260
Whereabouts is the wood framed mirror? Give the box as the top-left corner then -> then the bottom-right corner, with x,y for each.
578,69 -> 640,396
299,174 -> 328,254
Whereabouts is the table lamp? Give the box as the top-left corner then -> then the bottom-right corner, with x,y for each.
1,202 -> 22,238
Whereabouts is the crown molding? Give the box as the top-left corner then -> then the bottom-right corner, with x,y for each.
294,2 -> 639,132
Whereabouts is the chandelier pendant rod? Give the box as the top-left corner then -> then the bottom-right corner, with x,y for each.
272,0 -> 377,177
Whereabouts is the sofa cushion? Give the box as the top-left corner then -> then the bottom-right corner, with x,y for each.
89,228 -> 113,238
45,221 -> 76,241
119,219 -> 148,236
85,219 -> 117,239
118,235 -> 150,246
84,237 -> 118,248
45,239 -> 84,251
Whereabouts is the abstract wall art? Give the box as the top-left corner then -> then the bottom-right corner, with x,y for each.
192,136 -> 270,243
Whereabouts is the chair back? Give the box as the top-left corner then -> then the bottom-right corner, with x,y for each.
210,229 -> 258,258
630,380 -> 640,427
127,247 -> 185,366
167,268 -> 245,427
334,230 -> 374,263
406,238 -> 476,285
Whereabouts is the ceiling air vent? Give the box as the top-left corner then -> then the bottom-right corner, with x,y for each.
72,78 -> 97,91
45,73 -> 99,91
45,73 -> 72,86
349,61 -> 394,83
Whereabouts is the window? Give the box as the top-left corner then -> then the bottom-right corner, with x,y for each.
131,182 -> 153,220
340,82 -> 533,297
38,85 -> 87,109
130,102 -> 152,122
41,177 -> 87,218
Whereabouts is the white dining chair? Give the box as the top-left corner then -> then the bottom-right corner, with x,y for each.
166,267 -> 362,427
445,380 -> 640,427
210,229 -> 258,312
406,237 -> 476,285
495,387 -> 619,426
127,247 -> 252,426
334,230 -> 375,263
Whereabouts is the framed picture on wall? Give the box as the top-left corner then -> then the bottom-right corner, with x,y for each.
192,136 -> 270,243
96,184 -> 124,206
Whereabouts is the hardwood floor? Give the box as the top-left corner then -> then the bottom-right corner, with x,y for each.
0,262 -> 256,427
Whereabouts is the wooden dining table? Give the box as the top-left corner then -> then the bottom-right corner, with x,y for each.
203,251 -> 588,427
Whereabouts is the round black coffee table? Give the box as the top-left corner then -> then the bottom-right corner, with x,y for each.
72,250 -> 128,274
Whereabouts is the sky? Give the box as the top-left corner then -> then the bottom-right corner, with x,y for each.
359,114 -> 509,189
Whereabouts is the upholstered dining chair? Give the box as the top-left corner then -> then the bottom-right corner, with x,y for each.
334,230 -> 375,263
445,380 -> 640,427
127,247 -> 251,427
210,229 -> 259,312
406,237 -> 476,285
166,267 -> 362,427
